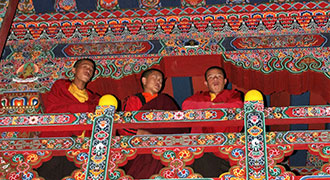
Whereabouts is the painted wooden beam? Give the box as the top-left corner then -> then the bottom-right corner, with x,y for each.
0,0 -> 18,57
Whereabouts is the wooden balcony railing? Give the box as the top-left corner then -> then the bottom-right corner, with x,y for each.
1,92 -> 330,180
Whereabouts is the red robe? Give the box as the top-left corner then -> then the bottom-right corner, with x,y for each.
43,79 -> 100,113
120,93 -> 188,179
37,79 -> 100,179
41,79 -> 100,137
119,93 -> 183,135
182,89 -> 243,133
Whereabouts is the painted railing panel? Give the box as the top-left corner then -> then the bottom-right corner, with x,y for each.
1,99 -> 330,179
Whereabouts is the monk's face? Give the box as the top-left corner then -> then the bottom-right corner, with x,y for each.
72,60 -> 95,84
142,71 -> 163,95
204,68 -> 227,95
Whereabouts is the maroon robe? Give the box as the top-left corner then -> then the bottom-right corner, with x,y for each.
43,79 -> 100,114
37,79 -> 100,179
38,79 -> 100,180
40,79 -> 100,137
119,93 -> 184,135
182,89 -> 243,133
182,89 -> 242,177
120,93 -> 188,179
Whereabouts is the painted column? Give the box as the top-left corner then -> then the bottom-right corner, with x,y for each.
244,90 -> 268,180
85,105 -> 115,180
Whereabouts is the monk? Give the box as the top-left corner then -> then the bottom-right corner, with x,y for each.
43,58 -> 100,114
38,58 -> 100,179
120,68 -> 188,179
182,66 -> 243,133
182,66 -> 243,178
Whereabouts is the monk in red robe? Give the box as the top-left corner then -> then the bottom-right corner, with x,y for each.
182,66 -> 243,133
38,58 -> 100,179
182,66 -> 243,178
43,59 -> 100,114
119,68 -> 188,179
41,58 -> 100,137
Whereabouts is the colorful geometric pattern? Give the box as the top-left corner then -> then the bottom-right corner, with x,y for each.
244,99 -> 268,179
65,150 -> 90,179
0,137 -> 89,151
0,113 -> 92,127
55,0 -> 77,12
1,0 -> 330,179
1,151 -> 52,179
85,105 -> 115,180
114,108 -> 242,123
0,0 -> 9,28
97,0 -> 118,10
108,149 -> 136,179
151,148 -> 204,178
111,133 -> 243,149
16,0 -> 34,14
0,91 -> 43,115
182,0 -> 205,7
9,15 -> 330,40
264,106 -> 330,119
224,47 -> 330,77
0,150 -> 90,179
139,0 -> 160,8
0,106 -> 330,178
3,1 -> 330,95
230,34 -> 327,50
2,35 -> 330,93
13,1 -> 330,21
1,130 -> 330,152
288,150 -> 326,175
309,144 -> 330,176
62,41 -> 155,57
0,56 -> 161,92
300,176 -> 330,180
2,105 -> 330,130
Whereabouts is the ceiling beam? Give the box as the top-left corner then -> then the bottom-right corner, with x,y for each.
0,0 -> 19,58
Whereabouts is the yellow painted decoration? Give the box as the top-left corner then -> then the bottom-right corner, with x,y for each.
244,89 -> 263,101
98,94 -> 118,109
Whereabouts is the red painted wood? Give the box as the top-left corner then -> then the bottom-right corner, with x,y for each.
0,0 -> 19,57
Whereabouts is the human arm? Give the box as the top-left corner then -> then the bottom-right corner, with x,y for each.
182,99 -> 214,110
183,90 -> 243,110
211,90 -> 243,108
118,95 -> 150,135
123,96 -> 143,111
183,90 -> 243,133
182,92 -> 213,110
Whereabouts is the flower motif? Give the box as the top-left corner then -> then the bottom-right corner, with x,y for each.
120,142 -> 128,148
163,111 -> 174,120
63,140 -> 73,148
206,135 -> 214,140
8,172 -> 20,179
111,152 -> 123,161
174,111 -> 184,120
197,139 -> 205,145
55,115 -> 70,123
131,137 -> 142,145
26,153 -> 39,163
28,116 -> 39,124
286,134 -> 296,143
157,141 -> 164,146
214,136 -> 224,143
47,143 -> 55,149
163,169 -> 175,178
178,150 -> 191,160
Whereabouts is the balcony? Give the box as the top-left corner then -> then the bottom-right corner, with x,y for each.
1,90 -> 330,180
